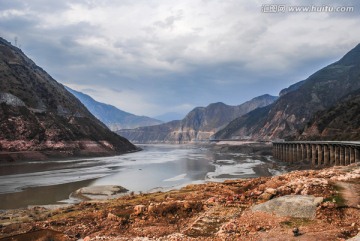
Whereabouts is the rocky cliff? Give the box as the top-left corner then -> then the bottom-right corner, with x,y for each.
0,37 -> 138,160
66,87 -> 163,131
118,94 -> 277,143
214,43 -> 360,141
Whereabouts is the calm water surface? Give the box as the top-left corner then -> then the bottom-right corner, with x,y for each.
0,144 -> 283,209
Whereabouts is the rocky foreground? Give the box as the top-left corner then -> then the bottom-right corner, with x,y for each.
1,164 -> 360,241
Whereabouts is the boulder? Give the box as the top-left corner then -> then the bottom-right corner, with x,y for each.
134,205 -> 146,215
265,188 -> 277,195
347,232 -> 360,241
72,185 -> 128,201
252,195 -> 323,219
259,192 -> 273,201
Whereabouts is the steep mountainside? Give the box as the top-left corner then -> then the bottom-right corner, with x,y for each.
118,94 -> 277,143
214,43 -> 360,141
0,37 -> 137,160
299,89 -> 360,140
66,87 -> 163,131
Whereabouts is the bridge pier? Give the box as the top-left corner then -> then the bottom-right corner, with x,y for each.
317,145 -> 323,166
335,146 -> 340,166
350,148 -> 355,164
272,141 -> 360,167
312,145 -> 317,166
340,147 -> 345,165
329,146 -> 335,166
306,144 -> 311,163
324,145 -> 329,165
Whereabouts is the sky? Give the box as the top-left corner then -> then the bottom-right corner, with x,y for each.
1,0 -> 360,120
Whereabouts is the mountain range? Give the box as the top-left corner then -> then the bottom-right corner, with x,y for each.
214,43 -> 360,141
0,37 -> 137,160
118,94 -> 278,143
65,87 -> 163,131
1,34 -> 358,161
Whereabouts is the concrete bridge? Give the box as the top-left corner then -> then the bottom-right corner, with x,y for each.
272,141 -> 360,166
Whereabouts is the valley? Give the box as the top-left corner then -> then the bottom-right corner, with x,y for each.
0,143 -> 282,209
0,12 -> 360,240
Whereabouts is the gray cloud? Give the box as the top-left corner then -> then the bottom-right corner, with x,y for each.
1,0 -> 360,116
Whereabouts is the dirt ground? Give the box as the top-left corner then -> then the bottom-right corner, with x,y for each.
0,163 -> 359,241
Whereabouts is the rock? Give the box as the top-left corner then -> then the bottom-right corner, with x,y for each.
259,192 -> 273,201
293,227 -> 300,237
258,184 -> 266,191
265,188 -> 277,195
254,190 -> 263,196
72,185 -> 128,201
107,213 -> 118,221
347,232 -> 360,241
313,197 -> 324,206
206,197 -> 217,204
183,201 -> 191,209
148,203 -> 155,213
134,205 -> 146,215
252,195 -> 323,219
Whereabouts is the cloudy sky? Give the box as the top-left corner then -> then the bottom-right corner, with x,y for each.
1,0 -> 360,120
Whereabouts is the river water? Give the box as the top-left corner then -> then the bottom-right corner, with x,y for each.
0,144 -> 284,209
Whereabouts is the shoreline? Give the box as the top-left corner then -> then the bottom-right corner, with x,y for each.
0,163 -> 359,240
0,143 -> 285,210
0,145 -> 142,163
0,142 -> 339,210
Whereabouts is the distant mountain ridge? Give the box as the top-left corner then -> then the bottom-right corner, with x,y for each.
65,87 -> 163,131
118,94 -> 278,143
0,37 -> 137,160
214,43 -> 360,141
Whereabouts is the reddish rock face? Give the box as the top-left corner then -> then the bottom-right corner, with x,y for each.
0,37 -> 138,160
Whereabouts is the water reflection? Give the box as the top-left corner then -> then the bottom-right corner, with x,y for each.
0,144 -> 283,209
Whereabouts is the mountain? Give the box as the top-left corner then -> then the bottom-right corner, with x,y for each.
65,87 -> 163,131
118,94 -> 278,143
279,80 -> 305,97
299,89 -> 360,140
214,43 -> 360,141
0,37 -> 138,160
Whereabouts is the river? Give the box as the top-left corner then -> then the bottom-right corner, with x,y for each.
0,144 -> 284,209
